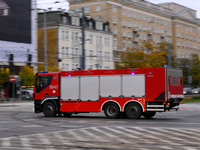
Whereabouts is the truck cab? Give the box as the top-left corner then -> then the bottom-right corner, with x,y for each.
33,72 -> 60,113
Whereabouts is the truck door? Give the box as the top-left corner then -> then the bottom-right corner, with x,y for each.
34,75 -> 53,100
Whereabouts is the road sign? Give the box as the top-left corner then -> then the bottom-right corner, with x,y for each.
10,77 -> 15,83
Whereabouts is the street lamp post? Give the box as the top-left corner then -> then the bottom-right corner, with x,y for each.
43,9 -> 48,71
81,2 -> 85,70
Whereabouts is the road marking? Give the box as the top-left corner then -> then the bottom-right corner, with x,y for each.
20,136 -> 32,148
1,138 -> 11,147
22,125 -> 43,128
79,129 -> 107,141
61,125 -> 82,128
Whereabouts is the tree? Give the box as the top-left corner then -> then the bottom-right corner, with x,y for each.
0,71 -> 9,89
19,66 -> 35,86
190,54 -> 200,87
117,41 -> 170,69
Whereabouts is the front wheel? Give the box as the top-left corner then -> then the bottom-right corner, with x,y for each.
43,102 -> 56,117
125,103 -> 142,119
142,112 -> 156,119
104,103 -> 120,119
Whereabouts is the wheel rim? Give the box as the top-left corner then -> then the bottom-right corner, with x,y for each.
129,106 -> 138,115
107,105 -> 116,116
46,105 -> 53,115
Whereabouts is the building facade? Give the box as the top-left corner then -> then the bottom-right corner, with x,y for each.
38,10 -> 114,71
69,0 -> 200,64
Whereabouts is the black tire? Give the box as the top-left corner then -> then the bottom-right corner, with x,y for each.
125,103 -> 142,119
104,103 -> 120,119
62,112 -> 73,117
43,102 -> 56,117
142,112 -> 156,119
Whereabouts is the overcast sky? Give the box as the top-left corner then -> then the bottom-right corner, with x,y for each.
37,0 -> 200,18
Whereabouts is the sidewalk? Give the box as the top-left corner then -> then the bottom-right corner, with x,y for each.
0,98 -> 33,107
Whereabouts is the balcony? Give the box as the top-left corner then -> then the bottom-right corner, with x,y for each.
133,27 -> 139,32
133,37 -> 140,43
160,33 -> 165,38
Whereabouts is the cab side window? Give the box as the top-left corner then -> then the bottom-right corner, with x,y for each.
35,75 -> 52,93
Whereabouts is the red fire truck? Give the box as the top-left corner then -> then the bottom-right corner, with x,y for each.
33,67 -> 184,119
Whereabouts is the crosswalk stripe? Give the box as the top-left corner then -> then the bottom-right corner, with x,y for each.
53,132 -> 74,146
1,138 -> 11,147
91,127 -> 129,143
146,128 -> 199,146
79,129 -> 107,142
67,130 -> 86,141
35,133 -> 56,150
20,137 -> 32,148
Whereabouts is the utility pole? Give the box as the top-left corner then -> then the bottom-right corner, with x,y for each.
43,9 -> 48,71
81,2 -> 85,70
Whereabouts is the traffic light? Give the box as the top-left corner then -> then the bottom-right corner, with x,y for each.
27,54 -> 32,66
9,54 -> 14,66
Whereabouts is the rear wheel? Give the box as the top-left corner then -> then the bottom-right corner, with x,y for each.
125,103 -> 142,119
104,103 -> 120,119
43,102 -> 56,117
142,112 -> 156,119
62,112 -> 73,117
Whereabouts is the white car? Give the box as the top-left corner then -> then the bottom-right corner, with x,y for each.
20,90 -> 33,100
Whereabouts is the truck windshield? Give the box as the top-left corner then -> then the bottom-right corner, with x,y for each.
35,75 -> 52,93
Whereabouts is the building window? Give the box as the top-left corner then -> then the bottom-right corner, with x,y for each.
105,25 -> 108,31
62,31 -> 65,41
75,32 -> 78,41
113,28 -> 117,35
113,38 -> 117,47
128,10 -> 131,17
66,47 -> 69,57
128,32 -> 131,38
128,21 -> 131,27
148,16 -> 151,22
133,12 -> 136,18
66,31 -> 69,41
160,20 -> 163,25
133,22 -> 137,27
89,22 -> 93,29
113,16 -> 117,24
123,30 -> 126,37
90,35 -> 93,44
138,14 -> 141,20
122,9 -> 126,16
96,22 -> 103,30
156,19 -> 159,24
177,32 -> 180,38
177,23 -> 180,28
95,5 -> 101,12
72,17 -> 79,26
157,28 -> 159,33
128,41 -> 132,48
143,34 -> 146,41
143,24 -> 146,31
63,16 -> 67,24
123,40 -> 126,49
122,20 -> 126,27
138,23 -> 142,30
143,15 -> 146,21
113,5 -> 117,13
85,6 -> 90,13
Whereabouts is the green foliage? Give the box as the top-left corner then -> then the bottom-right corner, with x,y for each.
0,71 -> 9,88
19,66 -> 35,86
178,54 -> 200,87
192,96 -> 200,99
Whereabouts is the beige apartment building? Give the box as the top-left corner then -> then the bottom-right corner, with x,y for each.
69,0 -> 200,65
38,10 -> 114,71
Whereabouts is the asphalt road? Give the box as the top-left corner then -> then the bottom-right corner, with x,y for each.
0,101 -> 200,150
